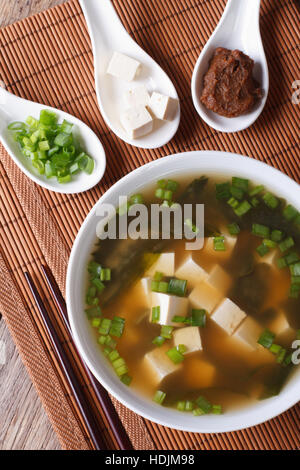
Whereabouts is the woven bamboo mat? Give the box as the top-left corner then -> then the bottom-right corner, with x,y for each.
0,0 -> 299,450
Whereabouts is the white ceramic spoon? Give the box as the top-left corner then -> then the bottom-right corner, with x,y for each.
0,87 -> 106,194
80,0 -> 180,149
191,0 -> 269,133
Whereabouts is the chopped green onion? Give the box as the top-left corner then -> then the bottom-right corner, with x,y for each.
157,179 -> 179,192
284,252 -> 299,265
191,309 -> 206,327
213,236 -> 225,251
249,185 -> 264,197
256,243 -> 269,257
177,344 -> 187,354
271,229 -> 283,242
85,305 -> 101,318
155,188 -> 165,199
176,401 -> 185,411
227,223 -> 240,235
227,197 -> 239,209
166,346 -> 184,364
8,121 -> 27,130
172,315 -> 187,323
58,174 -> 71,184
283,205 -> 298,221
167,278 -> 187,297
88,261 -> 102,277
283,353 -> 293,366
151,280 -> 169,293
252,223 -> 270,238
98,335 -> 107,345
193,408 -> 204,416
84,156 -> 94,175
230,185 -> 244,200
151,306 -> 160,323
232,177 -> 249,192
161,325 -> 173,339
276,348 -> 286,364
251,196 -> 260,207
154,271 -> 164,281
212,404 -> 222,414
269,343 -> 282,355
277,257 -> 287,269
155,188 -> 173,201
152,336 -> 165,347
153,390 -> 166,405
92,278 -> 105,293
7,110 -> 94,184
39,109 -> 58,126
110,317 -> 125,337
130,193 -> 144,205
98,318 -> 112,335
108,350 -> 120,362
216,182 -> 231,200
120,374 -> 132,386
289,283 -> 300,298
263,192 -> 279,209
279,237 -> 294,253
91,317 -> 101,328
60,120 -> 74,134
100,268 -> 111,281
258,329 -> 275,349
115,364 -> 129,377
291,276 -> 300,284
290,263 -> 300,276
195,396 -> 212,414
262,239 -> 277,249
234,200 -> 252,216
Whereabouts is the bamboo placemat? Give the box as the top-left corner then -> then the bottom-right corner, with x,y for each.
0,0 -> 299,450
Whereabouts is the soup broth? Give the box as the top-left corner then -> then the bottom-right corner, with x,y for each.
85,174 -> 300,414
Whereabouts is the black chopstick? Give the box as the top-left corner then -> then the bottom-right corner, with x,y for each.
40,265 -> 133,451
25,271 -> 106,450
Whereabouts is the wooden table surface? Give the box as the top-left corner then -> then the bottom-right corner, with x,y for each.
0,0 -> 66,451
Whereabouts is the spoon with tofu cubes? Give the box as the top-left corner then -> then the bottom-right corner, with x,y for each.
80,0 -> 180,149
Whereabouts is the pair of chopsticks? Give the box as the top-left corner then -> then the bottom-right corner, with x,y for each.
25,265 -> 133,450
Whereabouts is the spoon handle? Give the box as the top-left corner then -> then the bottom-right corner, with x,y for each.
0,87 -> 13,128
218,0 -> 261,37
80,0 -> 130,56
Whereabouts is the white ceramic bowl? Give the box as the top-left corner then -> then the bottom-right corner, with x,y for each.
66,151 -> 300,433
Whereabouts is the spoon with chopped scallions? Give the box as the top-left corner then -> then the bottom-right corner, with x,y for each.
0,87 -> 106,193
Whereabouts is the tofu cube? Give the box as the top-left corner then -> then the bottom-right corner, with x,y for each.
107,51 -> 141,81
124,86 -> 150,108
173,326 -> 202,354
150,292 -> 189,326
184,357 -> 216,389
175,255 -> 208,288
202,235 -> 237,260
207,265 -> 231,294
146,253 -> 175,277
211,298 -> 246,335
144,346 -> 181,385
139,277 -> 152,306
189,281 -> 222,314
149,92 -> 178,120
233,316 -> 263,351
120,105 -> 153,139
268,310 -> 294,343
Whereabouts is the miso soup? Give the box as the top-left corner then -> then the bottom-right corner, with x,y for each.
85,174 -> 300,414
